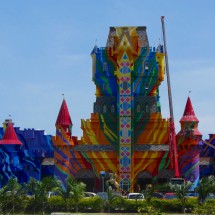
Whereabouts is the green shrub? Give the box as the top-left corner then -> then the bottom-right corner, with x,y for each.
124,199 -> 146,212
149,198 -> 198,213
79,196 -> 104,212
48,196 -> 67,212
138,205 -> 165,215
194,201 -> 215,214
104,196 -> 127,212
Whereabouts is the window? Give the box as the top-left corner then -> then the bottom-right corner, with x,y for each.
103,62 -> 107,71
103,83 -> 106,91
145,62 -> 149,70
145,83 -> 149,90
137,105 -> 140,113
146,105 -> 149,113
111,104 -> 115,113
103,105 -> 107,113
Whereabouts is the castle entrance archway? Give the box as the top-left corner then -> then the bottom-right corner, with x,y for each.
75,169 -> 97,192
136,171 -> 153,191
157,169 -> 174,184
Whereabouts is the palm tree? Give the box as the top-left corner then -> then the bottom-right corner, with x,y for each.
24,176 -> 59,214
143,184 -> 155,203
195,175 -> 215,205
105,186 -> 125,213
1,177 -> 26,214
66,177 -> 86,212
170,181 -> 193,213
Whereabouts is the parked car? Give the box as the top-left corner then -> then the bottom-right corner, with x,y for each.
164,192 -> 177,199
96,192 -> 108,200
185,192 -> 199,197
96,191 -> 122,200
152,192 -> 164,199
127,193 -> 144,200
206,193 -> 215,199
47,191 -> 59,198
84,192 -> 97,198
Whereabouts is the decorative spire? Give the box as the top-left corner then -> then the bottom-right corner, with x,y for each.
0,122 -> 22,145
55,99 -> 72,127
180,97 -> 199,122
90,44 -> 98,55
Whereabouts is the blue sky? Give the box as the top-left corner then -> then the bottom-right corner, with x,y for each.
0,0 -> 214,139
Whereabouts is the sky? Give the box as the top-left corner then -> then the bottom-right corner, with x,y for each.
0,0 -> 214,140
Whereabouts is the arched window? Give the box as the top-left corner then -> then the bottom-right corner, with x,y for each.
145,62 -> 149,70
111,104 -> 115,113
151,104 -> 157,112
103,83 -> 106,91
103,105 -> 107,113
146,105 -> 149,113
103,62 -> 107,71
137,104 -> 140,113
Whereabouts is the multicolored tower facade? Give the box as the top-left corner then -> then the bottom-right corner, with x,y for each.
60,26 -> 172,192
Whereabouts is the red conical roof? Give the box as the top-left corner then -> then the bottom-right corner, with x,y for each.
55,99 -> 72,126
180,97 -> 199,122
0,122 -> 22,145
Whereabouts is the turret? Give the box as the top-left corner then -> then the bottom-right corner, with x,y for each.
0,120 -> 22,145
91,45 -> 98,81
55,99 -> 73,138
177,96 -> 201,189
179,96 -> 201,136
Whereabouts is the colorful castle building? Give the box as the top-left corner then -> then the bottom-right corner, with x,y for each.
0,26 -> 215,192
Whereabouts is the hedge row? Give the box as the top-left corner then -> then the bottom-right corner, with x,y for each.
2,196 -> 215,214
46,196 -> 215,214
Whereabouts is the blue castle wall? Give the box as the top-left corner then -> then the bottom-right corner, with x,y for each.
0,127 -> 54,187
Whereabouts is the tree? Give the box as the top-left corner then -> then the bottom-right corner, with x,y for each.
105,186 -> 125,213
143,184 -> 155,203
65,177 -> 86,212
195,175 -> 215,205
0,177 -> 26,214
170,181 -> 193,213
24,176 -> 59,214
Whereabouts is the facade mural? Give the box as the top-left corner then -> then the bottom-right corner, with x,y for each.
0,120 -> 53,187
0,26 -> 214,192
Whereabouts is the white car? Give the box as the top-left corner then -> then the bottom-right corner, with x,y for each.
84,192 -> 97,198
127,193 -> 144,200
47,191 -> 59,198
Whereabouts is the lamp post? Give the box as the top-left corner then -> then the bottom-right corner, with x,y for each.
100,171 -> 105,192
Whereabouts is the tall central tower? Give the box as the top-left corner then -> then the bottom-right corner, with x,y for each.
109,27 -> 150,191
73,25 -> 167,193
